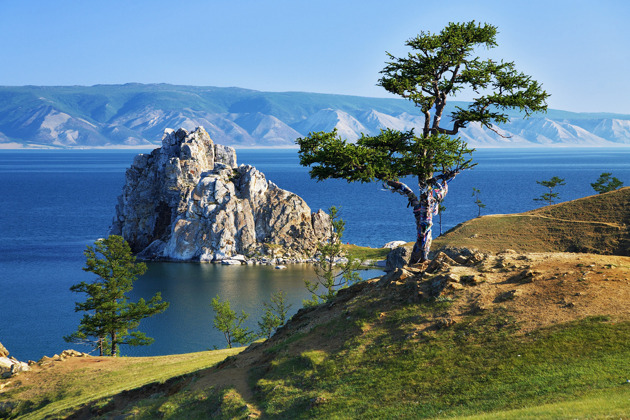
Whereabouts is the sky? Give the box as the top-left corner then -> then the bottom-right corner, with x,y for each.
1,0 -> 629,114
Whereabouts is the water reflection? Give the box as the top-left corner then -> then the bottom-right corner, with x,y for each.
126,263 -> 384,356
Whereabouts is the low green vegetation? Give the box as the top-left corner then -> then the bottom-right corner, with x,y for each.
2,348 -> 244,419
251,311 -> 630,419
342,244 -> 389,262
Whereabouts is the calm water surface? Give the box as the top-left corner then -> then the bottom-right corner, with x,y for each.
1,147 -> 629,359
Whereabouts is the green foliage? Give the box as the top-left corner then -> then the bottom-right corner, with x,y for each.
258,291 -> 292,339
472,187 -> 486,217
65,235 -> 169,356
534,176 -> 566,205
211,295 -> 255,348
297,21 -> 548,262
379,21 -> 549,133
304,207 -> 362,306
298,128 -> 474,184
591,172 -> 624,194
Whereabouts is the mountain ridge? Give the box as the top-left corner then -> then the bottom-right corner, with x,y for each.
1,84 -> 630,148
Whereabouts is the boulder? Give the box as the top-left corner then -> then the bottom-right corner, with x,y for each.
385,246 -> 411,271
0,356 -> 29,379
383,240 -> 407,249
0,342 -> 8,358
111,127 -> 331,262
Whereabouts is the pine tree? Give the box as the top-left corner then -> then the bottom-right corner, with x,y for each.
297,21 -> 548,264
304,206 -> 361,306
472,187 -> 486,217
65,235 -> 169,356
591,172 -> 624,194
534,176 -> 566,205
210,295 -> 255,348
258,291 -> 292,339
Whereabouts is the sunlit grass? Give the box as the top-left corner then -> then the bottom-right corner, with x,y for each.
9,347 -> 244,419
251,306 -> 630,419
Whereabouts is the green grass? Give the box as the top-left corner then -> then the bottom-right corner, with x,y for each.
11,297 -> 630,418
457,386 -> 630,419
250,307 -> 630,419
343,244 -> 390,262
5,347 -> 244,419
116,386 -> 253,420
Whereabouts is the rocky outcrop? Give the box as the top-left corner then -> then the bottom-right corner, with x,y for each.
0,342 -> 30,379
110,127 -> 331,262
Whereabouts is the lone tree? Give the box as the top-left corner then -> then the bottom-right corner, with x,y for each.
591,172 -> 624,194
210,295 -> 255,348
304,206 -> 361,306
472,187 -> 486,217
297,21 -> 549,263
65,235 -> 169,356
258,290 -> 292,339
534,176 -> 566,205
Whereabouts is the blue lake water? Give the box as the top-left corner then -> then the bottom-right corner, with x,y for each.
1,147 -> 629,360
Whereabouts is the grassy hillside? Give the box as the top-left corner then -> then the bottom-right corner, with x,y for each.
433,187 -> 630,256
3,250 -> 629,418
3,189 -> 630,419
0,348 -> 244,419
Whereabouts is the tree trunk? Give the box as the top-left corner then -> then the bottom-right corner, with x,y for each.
386,178 -> 450,265
111,332 -> 117,357
409,191 -> 432,264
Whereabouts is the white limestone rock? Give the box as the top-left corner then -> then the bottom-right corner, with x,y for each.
383,240 -> 407,249
111,126 -> 331,262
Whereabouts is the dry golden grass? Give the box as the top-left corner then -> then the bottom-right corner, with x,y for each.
433,187 -> 630,256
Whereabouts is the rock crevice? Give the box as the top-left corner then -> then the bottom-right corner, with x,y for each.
110,127 -> 330,262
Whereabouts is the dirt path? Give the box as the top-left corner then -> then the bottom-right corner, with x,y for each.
486,213 -> 626,229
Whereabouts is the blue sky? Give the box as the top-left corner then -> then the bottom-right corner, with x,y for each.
1,0 -> 629,114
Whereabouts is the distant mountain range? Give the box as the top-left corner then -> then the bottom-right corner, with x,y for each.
1,84 -> 629,148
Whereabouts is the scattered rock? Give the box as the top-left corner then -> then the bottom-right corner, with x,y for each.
378,268 -> 414,287
460,274 -> 483,285
494,289 -> 519,303
426,252 -> 458,273
438,247 -> 487,266
428,273 -> 462,297
61,349 -> 89,358
0,357 -> 29,379
110,127 -> 331,262
509,269 -> 541,284
274,265 -> 287,270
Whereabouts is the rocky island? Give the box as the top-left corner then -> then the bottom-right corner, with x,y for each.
110,127 -> 331,263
